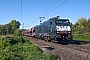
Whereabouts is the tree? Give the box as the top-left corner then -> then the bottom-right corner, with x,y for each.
0,20 -> 21,35
87,18 -> 90,28
76,17 -> 87,29
73,17 -> 88,34
8,20 -> 21,34
0,25 -> 6,35
13,29 -> 21,36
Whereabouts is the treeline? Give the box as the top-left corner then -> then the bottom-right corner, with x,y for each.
71,17 -> 90,40
0,20 -> 21,36
0,17 -> 90,35
72,17 -> 90,34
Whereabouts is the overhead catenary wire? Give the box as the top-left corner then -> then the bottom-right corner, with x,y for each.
32,0 -> 58,23
67,8 -> 90,17
31,0 -> 52,24
21,0 -> 24,29
21,0 -> 22,22
41,0 -> 59,16
32,0 -> 67,25
39,0 -> 90,24
64,4 -> 90,16
34,0 -> 58,22
39,0 -> 52,14
44,0 -> 68,16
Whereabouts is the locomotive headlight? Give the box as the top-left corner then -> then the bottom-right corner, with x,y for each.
57,31 -> 59,33
57,28 -> 59,31
56,26 -> 60,31
68,31 -> 71,33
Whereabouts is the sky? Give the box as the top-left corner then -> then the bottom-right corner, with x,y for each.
0,0 -> 90,29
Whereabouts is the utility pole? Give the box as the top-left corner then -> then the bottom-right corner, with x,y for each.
39,17 -> 45,22
22,23 -> 24,29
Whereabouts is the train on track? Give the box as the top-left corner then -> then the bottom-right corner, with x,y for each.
22,16 -> 73,42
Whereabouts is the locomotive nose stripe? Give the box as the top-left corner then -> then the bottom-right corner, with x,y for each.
60,31 -> 68,34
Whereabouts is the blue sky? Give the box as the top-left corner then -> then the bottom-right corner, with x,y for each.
0,0 -> 90,29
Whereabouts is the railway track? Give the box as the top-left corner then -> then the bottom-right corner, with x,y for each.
26,36 -> 90,60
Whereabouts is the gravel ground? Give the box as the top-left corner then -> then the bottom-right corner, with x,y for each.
26,36 -> 90,60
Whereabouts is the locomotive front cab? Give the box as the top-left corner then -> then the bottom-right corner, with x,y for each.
55,19 -> 73,40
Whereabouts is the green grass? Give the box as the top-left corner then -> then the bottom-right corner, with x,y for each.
73,34 -> 90,41
0,36 -> 59,60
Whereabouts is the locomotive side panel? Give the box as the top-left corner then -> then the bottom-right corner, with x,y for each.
34,16 -> 73,41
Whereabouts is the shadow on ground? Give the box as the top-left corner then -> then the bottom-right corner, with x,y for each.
56,39 -> 90,45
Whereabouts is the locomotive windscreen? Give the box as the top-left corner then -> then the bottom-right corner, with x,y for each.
55,19 -> 70,26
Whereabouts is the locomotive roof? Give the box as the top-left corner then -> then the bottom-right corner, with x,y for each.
42,19 -> 70,23
38,16 -> 70,26
59,18 -> 69,20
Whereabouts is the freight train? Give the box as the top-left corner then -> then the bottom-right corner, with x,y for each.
22,16 -> 73,42
22,27 -> 35,37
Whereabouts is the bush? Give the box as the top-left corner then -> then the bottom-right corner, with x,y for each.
73,34 -> 90,41
13,29 -> 21,36
83,32 -> 90,35
48,54 -> 59,60
0,36 -> 59,60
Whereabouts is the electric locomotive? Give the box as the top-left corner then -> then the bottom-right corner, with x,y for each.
35,16 -> 73,42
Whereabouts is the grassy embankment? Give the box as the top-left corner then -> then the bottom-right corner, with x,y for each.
73,33 -> 90,41
0,35 -> 59,60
